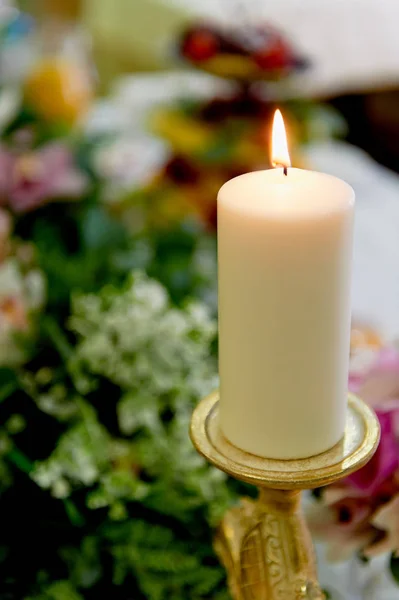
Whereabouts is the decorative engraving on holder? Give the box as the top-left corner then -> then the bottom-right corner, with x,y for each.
215,490 -> 324,600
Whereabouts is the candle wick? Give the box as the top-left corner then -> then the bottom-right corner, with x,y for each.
283,166 -> 288,176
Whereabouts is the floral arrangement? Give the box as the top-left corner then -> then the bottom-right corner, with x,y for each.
0,77 -> 226,594
0,9 -> 231,599
308,332 -> 399,586
1,271 -> 234,600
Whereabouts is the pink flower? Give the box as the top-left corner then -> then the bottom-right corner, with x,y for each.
307,494 -> 376,561
349,347 -> 399,398
368,494 -> 399,557
0,143 -> 88,213
0,296 -> 29,331
346,348 -> 399,495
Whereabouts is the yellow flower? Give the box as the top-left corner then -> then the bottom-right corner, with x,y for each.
151,109 -> 212,154
24,58 -> 93,126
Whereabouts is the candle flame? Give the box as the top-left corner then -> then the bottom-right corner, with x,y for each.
271,109 -> 291,169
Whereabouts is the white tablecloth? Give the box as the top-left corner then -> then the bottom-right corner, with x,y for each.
305,141 -> 399,339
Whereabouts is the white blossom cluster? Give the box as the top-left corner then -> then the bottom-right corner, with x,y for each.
33,403 -> 110,499
69,271 -> 218,410
32,272 -> 223,513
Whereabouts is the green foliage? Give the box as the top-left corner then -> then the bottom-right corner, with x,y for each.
0,159 -> 220,598
0,368 -> 20,403
16,203 -> 131,312
106,520 -> 226,600
142,224 -> 218,309
5,273 -> 234,598
60,537 -> 102,590
0,54 -> 226,598
27,580 -> 84,600
0,429 -> 12,494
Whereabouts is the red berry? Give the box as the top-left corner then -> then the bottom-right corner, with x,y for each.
253,38 -> 291,70
182,30 -> 219,63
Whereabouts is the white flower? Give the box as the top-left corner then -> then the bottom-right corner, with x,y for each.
24,269 -> 46,310
0,258 -> 45,366
0,259 -> 24,298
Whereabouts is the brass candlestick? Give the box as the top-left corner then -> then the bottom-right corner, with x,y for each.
190,392 -> 380,600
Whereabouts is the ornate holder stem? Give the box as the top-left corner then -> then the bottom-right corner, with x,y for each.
190,392 -> 380,600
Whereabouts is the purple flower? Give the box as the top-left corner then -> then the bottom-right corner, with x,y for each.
0,143 -> 88,213
347,410 -> 399,494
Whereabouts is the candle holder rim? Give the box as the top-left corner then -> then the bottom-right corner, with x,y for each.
190,391 -> 380,490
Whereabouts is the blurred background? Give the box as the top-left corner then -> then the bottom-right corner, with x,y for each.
25,0 -> 399,166
15,0 -> 399,162
1,1 -> 399,599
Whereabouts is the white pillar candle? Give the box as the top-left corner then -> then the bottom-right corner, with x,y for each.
217,112 -> 355,459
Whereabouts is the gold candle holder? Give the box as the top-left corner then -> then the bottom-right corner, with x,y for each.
190,392 -> 380,600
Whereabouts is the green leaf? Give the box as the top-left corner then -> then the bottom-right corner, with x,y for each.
2,105 -> 38,138
43,317 -> 73,361
0,368 -> 19,402
63,499 -> 85,527
60,536 -> 101,589
6,447 -> 33,474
